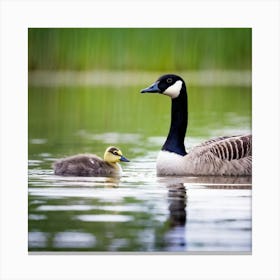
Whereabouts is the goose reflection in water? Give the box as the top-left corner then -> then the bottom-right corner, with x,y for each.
161,176 -> 252,252
164,181 -> 188,251
168,183 -> 187,227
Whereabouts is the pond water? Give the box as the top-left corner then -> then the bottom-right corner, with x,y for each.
28,83 -> 252,253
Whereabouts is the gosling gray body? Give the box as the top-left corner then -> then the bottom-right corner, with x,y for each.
53,146 -> 129,177
53,154 -> 119,177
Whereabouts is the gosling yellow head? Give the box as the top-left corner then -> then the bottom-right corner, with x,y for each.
104,146 -> 130,163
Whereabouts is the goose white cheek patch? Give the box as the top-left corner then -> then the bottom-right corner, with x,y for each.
163,80 -> 183,98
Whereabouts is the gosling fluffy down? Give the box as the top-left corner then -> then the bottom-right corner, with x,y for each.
53,146 -> 129,177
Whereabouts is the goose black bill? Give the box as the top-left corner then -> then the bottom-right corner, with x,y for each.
140,82 -> 160,93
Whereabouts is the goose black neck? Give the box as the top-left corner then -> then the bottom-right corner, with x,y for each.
162,85 -> 188,156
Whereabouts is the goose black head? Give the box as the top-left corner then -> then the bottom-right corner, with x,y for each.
141,74 -> 185,99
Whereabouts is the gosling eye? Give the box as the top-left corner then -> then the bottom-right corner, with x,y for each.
166,78 -> 173,84
112,151 -> 119,156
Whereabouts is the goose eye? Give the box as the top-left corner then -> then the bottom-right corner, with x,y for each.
166,78 -> 173,83
113,151 -> 119,155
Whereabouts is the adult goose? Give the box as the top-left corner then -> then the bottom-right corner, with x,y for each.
141,74 -> 252,176
53,146 -> 129,177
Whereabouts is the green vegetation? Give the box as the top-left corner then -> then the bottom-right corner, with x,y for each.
28,28 -> 251,71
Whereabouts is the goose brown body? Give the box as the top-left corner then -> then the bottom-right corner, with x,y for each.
156,134 -> 252,176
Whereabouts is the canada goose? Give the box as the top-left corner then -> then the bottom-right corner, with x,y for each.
53,146 -> 129,177
141,74 -> 252,176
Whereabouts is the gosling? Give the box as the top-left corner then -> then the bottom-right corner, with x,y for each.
53,146 -> 129,177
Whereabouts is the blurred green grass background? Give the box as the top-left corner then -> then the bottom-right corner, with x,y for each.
28,28 -> 251,71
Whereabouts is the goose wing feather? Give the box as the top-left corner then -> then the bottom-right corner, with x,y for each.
205,134 -> 252,161
196,135 -> 237,147
184,135 -> 252,176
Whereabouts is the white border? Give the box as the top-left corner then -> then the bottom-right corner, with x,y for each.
1,0 -> 279,280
